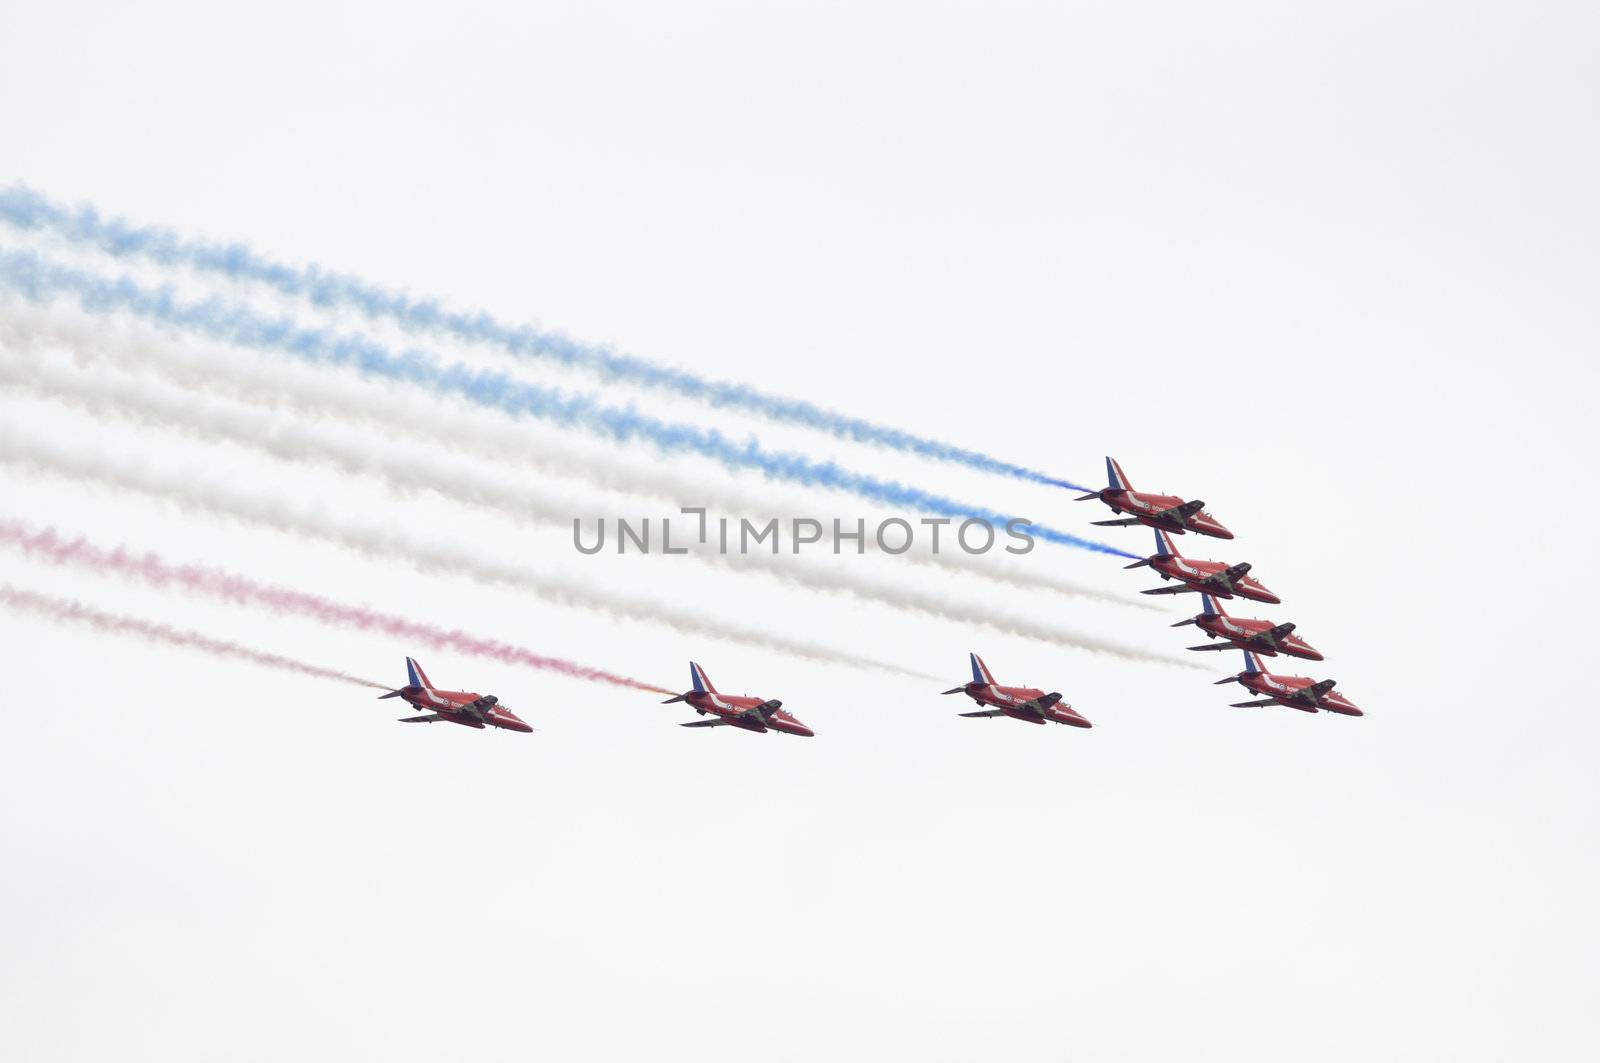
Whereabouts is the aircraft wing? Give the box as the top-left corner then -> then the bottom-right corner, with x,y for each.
679,719 -> 730,728
398,713 -> 447,723
957,708 -> 1009,717
1140,584 -> 1196,595
1090,518 -> 1144,528
1229,698 -> 1281,708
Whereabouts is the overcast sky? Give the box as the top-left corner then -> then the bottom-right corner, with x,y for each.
1,3 -> 1596,1060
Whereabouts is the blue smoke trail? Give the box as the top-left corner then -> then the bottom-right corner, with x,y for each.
0,248 -> 1133,558
0,185 -> 1090,493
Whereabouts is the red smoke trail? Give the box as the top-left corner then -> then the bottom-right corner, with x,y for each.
0,520 -> 676,696
0,583 -> 388,689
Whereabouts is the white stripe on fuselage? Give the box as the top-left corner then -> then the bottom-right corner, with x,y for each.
984,686 -> 1029,708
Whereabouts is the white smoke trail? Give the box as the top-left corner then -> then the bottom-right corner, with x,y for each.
0,250 -> 1125,555
0,422 -> 940,677
0,583 -> 388,689
0,354 -> 1190,667
0,300 -> 1154,610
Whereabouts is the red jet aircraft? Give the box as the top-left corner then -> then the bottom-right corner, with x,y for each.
1215,651 -> 1363,716
1126,529 -> 1280,604
1075,457 -> 1233,539
940,653 -> 1092,728
1175,594 -> 1324,661
661,662 -> 814,736
378,656 -> 532,732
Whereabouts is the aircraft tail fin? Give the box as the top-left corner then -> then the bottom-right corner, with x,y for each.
689,661 -> 717,695
405,656 -> 435,691
1105,456 -> 1134,492
1154,528 -> 1177,557
1201,593 -> 1223,617
377,689 -> 405,700
1242,650 -> 1264,674
969,653 -> 997,686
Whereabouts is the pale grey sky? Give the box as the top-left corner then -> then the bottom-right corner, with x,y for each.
0,3 -> 1596,1061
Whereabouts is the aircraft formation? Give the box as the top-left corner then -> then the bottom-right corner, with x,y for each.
0,191 -> 1369,746
378,455 -> 1362,737
1081,456 -> 1363,720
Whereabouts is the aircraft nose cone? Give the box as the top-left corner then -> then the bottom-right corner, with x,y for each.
498,711 -> 534,732
1052,707 -> 1093,728
775,715 -> 815,737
